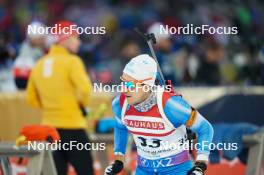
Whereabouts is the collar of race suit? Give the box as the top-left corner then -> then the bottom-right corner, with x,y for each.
133,91 -> 157,112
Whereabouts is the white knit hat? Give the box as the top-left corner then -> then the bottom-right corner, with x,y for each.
123,54 -> 157,86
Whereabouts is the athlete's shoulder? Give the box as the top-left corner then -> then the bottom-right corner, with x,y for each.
162,91 -> 192,127
164,94 -> 192,114
168,96 -> 191,109
162,91 -> 178,105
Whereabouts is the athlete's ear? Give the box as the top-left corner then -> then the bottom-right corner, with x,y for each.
185,107 -> 197,128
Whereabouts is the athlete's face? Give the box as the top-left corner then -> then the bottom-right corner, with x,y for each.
121,73 -> 151,105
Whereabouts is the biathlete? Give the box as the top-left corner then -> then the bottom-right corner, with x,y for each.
105,54 -> 214,175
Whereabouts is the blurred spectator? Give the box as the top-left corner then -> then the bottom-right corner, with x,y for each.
258,47 -> 264,85
0,0 -> 264,87
147,22 -> 179,85
195,42 -> 225,86
0,32 -> 16,91
109,40 -> 141,85
13,21 -> 47,89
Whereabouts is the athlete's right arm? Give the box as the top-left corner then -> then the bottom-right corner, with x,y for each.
105,95 -> 128,174
112,95 -> 129,160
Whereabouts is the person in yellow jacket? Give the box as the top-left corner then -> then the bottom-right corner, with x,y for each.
26,21 -> 94,175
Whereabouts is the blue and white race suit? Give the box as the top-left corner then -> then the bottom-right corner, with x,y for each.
112,87 -> 214,175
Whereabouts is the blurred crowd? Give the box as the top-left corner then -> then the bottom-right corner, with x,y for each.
1,0 -> 264,91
